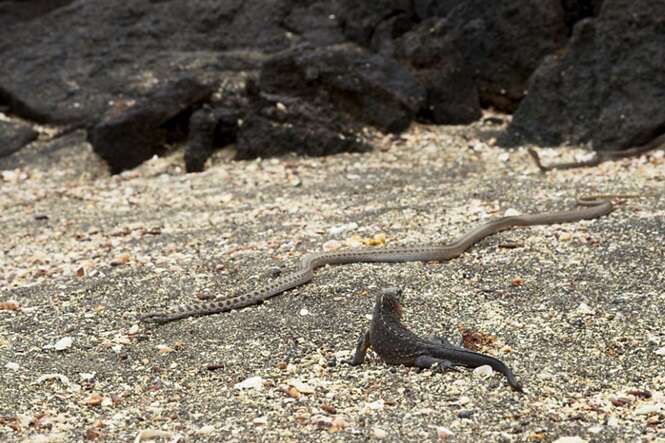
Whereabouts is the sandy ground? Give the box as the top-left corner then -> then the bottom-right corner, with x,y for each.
0,119 -> 664,442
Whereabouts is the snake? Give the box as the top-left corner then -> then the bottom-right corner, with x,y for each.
528,132 -> 665,172
141,198 -> 613,324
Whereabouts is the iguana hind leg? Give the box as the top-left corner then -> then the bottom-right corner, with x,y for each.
414,355 -> 462,372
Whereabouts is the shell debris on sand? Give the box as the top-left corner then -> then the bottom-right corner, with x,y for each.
0,121 -> 663,441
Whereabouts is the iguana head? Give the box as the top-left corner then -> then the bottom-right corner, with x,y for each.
377,286 -> 404,318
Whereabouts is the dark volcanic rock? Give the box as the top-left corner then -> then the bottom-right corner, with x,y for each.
282,1 -> 346,47
236,102 -> 371,161
339,0 -> 568,112
89,77 -> 214,174
0,0 -> 73,29
0,129 -> 87,172
561,0 -> 604,34
501,0 -> 665,150
0,0 -> 300,126
393,18 -> 481,124
413,1 -> 462,20
338,0 -> 415,47
369,12 -> 417,56
235,80 -> 371,160
187,44 -> 394,165
260,43 -> 425,133
0,120 -> 38,158
443,0 -> 567,111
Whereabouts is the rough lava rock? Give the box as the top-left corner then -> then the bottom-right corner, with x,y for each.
501,0 -> 665,150
442,0 -> 567,112
0,0 -> 73,29
560,0 -> 604,34
339,0 -> 568,112
0,129 -> 87,172
186,42 -> 417,167
259,43 -> 425,133
1,0 -> 658,172
235,79 -> 371,160
413,1 -> 463,20
89,77 -> 214,174
282,1 -> 346,47
338,0 -> 414,48
393,18 -> 481,124
0,0 -> 300,126
187,43 -> 413,165
0,120 -> 38,158
0,0 -> 379,169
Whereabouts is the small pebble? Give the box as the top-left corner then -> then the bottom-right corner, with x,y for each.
559,231 -> 573,241
366,399 -> 385,410
331,416 -> 350,431
288,379 -> 315,394
553,437 -> 587,443
156,344 -> 174,354
234,376 -> 265,390
458,410 -> 474,419
135,430 -> 175,441
607,416 -> 619,427
195,425 -> 215,435
83,393 -> 103,406
53,336 -> 73,351
576,303 -> 596,315
372,427 -> 387,439
328,222 -> 358,236
435,426 -> 454,440
284,385 -> 300,400
473,365 -> 494,378
276,361 -> 287,370
635,403 -> 662,415
110,253 -> 130,266
0,300 -> 20,311
322,240 -> 342,252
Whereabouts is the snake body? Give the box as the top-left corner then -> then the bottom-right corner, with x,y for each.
141,199 -> 613,324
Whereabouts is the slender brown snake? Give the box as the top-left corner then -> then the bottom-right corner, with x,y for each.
142,198 -> 613,324
528,133 -> 665,172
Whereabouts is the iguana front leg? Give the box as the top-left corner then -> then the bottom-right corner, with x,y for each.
349,330 -> 371,366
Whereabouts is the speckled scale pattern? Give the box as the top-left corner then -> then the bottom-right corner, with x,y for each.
141,200 -> 612,324
359,288 -> 524,391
